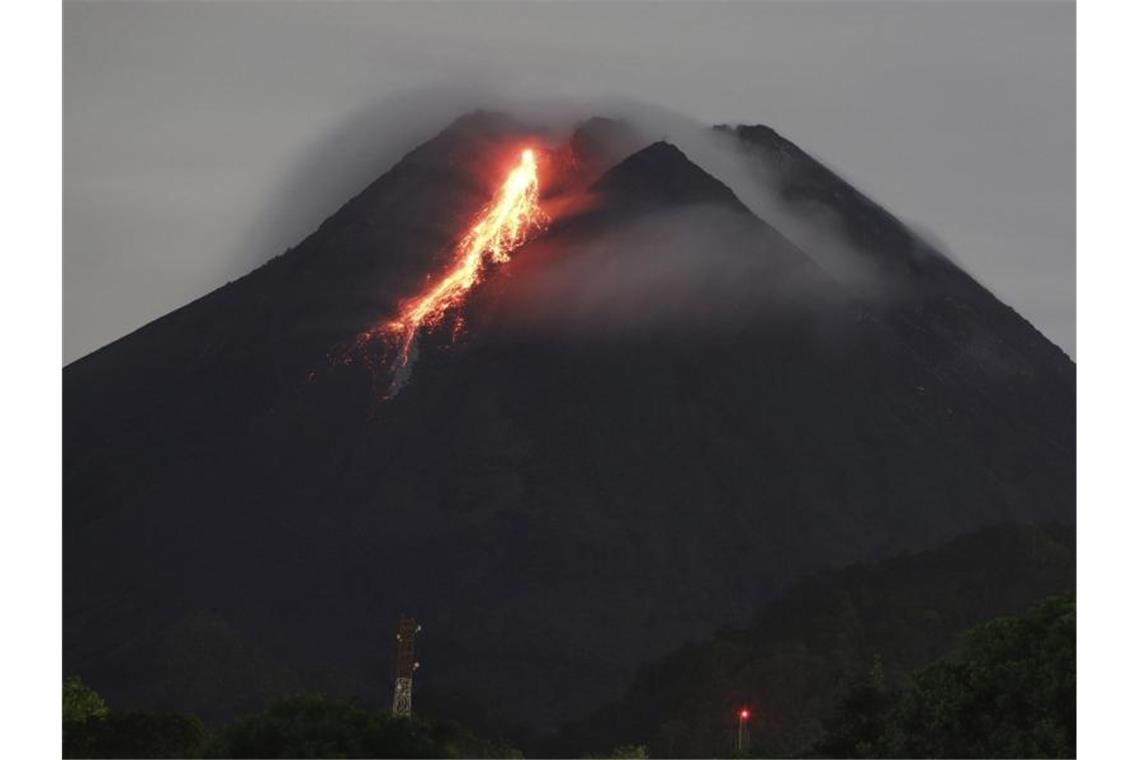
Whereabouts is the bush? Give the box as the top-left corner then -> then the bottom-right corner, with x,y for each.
204,694 -> 522,758
882,595 -> 1075,758
63,711 -> 206,759
63,676 -> 108,724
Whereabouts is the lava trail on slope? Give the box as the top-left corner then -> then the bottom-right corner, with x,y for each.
349,147 -> 547,395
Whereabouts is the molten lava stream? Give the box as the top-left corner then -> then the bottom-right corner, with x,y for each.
378,147 -> 545,388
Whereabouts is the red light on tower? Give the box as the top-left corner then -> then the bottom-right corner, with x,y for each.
736,707 -> 751,751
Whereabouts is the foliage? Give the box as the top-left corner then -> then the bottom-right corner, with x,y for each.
816,594 -> 1075,758
63,711 -> 206,759
204,694 -> 522,759
812,658 -> 896,758
585,744 -> 650,759
63,675 -> 109,724
883,594 -> 1074,758
63,676 -> 204,758
61,679 -> 519,759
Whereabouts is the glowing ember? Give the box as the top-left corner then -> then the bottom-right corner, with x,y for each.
384,148 -> 545,367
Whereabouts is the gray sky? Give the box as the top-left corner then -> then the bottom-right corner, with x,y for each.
64,0 -> 1075,362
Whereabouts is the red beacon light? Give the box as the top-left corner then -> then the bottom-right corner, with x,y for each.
736,707 -> 752,751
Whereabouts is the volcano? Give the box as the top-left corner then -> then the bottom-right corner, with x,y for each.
63,111 -> 1074,734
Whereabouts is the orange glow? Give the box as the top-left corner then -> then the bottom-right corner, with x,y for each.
384,148 -> 544,366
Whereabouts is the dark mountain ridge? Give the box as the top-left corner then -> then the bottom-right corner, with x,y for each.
64,112 -> 1074,733
592,141 -> 750,211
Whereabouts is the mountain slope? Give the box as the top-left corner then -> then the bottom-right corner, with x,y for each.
64,113 -> 1074,733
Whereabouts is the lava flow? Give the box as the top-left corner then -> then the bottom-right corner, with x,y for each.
371,147 -> 546,385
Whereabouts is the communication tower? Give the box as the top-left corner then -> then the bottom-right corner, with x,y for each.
392,615 -> 421,716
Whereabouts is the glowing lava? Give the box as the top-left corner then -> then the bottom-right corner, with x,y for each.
383,147 -> 545,367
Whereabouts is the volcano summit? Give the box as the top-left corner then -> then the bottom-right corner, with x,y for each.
63,111 -> 1074,735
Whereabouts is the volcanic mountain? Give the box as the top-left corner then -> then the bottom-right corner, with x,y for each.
63,112 -> 1074,733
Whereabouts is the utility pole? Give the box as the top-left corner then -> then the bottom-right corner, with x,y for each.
392,615 -> 421,717
736,707 -> 751,753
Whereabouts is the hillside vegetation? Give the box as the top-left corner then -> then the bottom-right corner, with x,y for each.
555,523 -> 1074,757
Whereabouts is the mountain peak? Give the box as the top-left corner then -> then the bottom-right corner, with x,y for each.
591,140 -> 748,211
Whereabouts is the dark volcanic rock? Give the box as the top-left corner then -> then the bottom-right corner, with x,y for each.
723,122 -> 940,274
64,115 -> 1074,735
592,141 -> 750,211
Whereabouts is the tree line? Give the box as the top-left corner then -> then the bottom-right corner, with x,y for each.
63,679 -> 521,759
